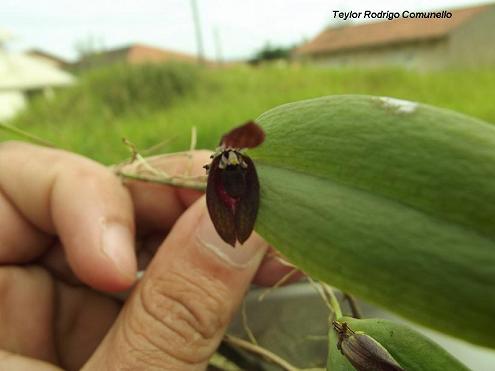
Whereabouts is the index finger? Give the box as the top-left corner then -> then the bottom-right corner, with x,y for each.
0,141 -> 136,291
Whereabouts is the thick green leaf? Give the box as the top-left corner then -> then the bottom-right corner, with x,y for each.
327,317 -> 469,371
248,95 -> 495,348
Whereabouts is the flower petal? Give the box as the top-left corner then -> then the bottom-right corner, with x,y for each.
206,156 -> 237,246
235,156 -> 260,244
220,121 -> 265,149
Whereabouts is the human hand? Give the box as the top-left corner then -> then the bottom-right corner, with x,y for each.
0,141 -> 299,370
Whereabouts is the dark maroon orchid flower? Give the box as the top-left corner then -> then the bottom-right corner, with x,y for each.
204,121 -> 265,247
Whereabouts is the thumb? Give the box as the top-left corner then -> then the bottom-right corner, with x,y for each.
0,350 -> 62,370
84,196 -> 268,370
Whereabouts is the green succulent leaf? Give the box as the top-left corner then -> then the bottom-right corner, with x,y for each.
248,95 -> 495,348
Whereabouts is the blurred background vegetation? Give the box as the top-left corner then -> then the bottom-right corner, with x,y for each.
2,62 -> 494,164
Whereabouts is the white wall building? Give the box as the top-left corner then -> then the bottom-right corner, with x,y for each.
0,33 -> 74,121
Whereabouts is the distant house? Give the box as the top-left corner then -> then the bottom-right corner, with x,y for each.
0,50 -> 74,121
26,48 -> 70,69
75,43 -> 200,70
294,4 -> 495,69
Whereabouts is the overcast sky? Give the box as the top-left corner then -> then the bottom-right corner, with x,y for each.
1,0 -> 489,61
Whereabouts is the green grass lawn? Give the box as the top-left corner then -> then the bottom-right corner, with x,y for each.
2,63 -> 494,164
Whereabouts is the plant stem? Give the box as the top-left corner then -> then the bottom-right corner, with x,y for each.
0,123 -> 55,147
306,276 -> 333,313
258,268 -> 299,302
344,293 -> 362,319
241,300 -> 258,345
217,342 -> 264,371
208,352 -> 242,371
115,170 -> 206,191
224,335 -> 300,371
323,284 -> 343,320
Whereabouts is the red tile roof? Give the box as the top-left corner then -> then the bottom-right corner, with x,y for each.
127,43 -> 198,64
76,43 -> 201,67
296,4 -> 492,56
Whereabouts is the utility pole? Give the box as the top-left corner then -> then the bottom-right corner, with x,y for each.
190,0 -> 205,64
213,27 -> 223,66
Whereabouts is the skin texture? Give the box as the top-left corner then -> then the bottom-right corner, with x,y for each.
0,141 -> 301,371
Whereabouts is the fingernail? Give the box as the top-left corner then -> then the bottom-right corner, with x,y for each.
101,221 -> 137,281
196,210 -> 268,267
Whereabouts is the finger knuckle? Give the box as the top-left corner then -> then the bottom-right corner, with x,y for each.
128,269 -> 231,365
56,160 -> 133,223
65,161 -> 115,187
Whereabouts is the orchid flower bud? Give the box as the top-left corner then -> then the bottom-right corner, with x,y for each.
333,320 -> 404,371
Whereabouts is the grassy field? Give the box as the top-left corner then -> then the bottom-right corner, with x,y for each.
2,63 -> 494,164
